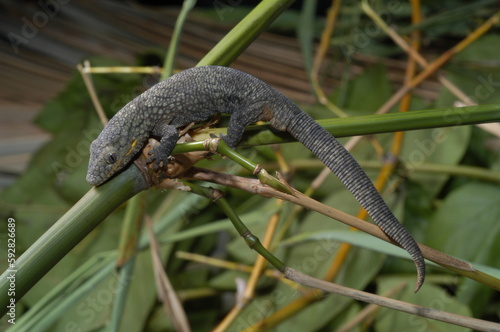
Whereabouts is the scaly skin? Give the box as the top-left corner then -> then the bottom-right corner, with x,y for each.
87,66 -> 425,291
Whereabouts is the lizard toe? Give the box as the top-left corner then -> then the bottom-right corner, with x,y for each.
146,154 -> 156,164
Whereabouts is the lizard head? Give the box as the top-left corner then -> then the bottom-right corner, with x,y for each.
86,121 -> 144,186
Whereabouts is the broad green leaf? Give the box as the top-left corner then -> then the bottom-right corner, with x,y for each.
452,34 -> 500,63
400,125 -> 471,197
343,65 -> 393,114
403,180 -> 435,244
427,182 -> 500,265
427,182 -> 500,314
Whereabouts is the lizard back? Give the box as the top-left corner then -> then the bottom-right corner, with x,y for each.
86,66 -> 425,291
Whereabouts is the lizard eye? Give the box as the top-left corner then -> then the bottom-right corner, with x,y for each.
105,153 -> 118,164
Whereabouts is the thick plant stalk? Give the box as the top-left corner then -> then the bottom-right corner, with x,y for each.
197,0 -> 295,67
0,165 -> 148,316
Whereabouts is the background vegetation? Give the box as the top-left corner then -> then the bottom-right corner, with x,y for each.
1,0 -> 500,331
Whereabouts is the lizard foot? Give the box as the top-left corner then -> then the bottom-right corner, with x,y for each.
146,146 -> 170,170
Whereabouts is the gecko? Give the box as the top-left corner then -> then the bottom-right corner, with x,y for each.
86,65 -> 425,291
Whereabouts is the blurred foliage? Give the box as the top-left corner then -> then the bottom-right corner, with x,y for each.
2,0 -> 500,331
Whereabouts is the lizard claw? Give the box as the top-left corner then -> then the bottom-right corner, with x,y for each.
147,147 -> 169,170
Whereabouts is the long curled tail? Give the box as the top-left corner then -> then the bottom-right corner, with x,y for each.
287,111 -> 425,292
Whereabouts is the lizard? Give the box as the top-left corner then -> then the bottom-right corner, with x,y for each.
86,65 -> 425,292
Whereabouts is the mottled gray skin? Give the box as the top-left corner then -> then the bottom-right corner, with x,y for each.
87,66 -> 425,291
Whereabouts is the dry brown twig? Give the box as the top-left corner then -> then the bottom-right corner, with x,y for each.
184,167 -> 500,288
178,167 -> 500,331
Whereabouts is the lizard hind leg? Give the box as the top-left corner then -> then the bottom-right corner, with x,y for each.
223,103 -> 267,148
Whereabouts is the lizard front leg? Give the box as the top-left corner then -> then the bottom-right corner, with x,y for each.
148,123 -> 179,170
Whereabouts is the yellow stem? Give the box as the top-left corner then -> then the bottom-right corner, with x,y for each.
310,0 -> 347,117
375,10 -> 500,115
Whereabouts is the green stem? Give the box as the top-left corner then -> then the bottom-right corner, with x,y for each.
116,193 -> 147,267
197,0 -> 296,67
109,258 -> 137,332
212,139 -> 292,194
162,0 -> 197,79
183,182 -> 286,272
170,105 -> 500,153
241,104 -> 500,146
216,197 -> 286,272
215,139 -> 257,174
361,161 -> 500,183
264,159 -> 500,184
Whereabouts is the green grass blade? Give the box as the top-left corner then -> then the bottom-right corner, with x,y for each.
297,0 -> 317,75
8,257 -> 115,331
162,0 -> 197,79
109,193 -> 147,331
